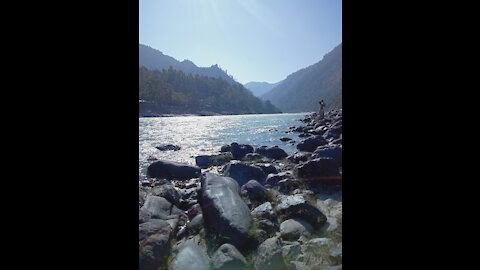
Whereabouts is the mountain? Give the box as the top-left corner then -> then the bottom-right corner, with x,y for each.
244,81 -> 281,97
262,43 -> 342,112
139,67 -> 280,116
139,44 -> 237,85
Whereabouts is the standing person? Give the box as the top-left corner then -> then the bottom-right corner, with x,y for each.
319,99 -> 326,118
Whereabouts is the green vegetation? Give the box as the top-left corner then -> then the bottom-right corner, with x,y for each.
139,67 -> 280,115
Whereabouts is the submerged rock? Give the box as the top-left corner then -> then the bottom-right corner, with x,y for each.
155,144 -> 181,151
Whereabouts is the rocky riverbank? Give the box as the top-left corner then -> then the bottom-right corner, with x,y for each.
139,109 -> 342,270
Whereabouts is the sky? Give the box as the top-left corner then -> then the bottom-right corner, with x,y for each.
139,0 -> 342,84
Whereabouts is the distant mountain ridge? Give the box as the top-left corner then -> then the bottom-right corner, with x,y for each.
262,43 -> 342,112
244,81 -> 281,97
139,44 -> 237,85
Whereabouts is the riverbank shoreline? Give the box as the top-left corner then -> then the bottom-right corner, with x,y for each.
139,109 -> 342,270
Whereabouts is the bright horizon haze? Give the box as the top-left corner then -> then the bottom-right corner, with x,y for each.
139,0 -> 342,84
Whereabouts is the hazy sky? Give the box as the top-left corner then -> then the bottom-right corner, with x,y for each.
139,0 -> 342,84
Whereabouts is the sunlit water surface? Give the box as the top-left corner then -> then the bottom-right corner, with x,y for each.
139,113 -> 308,180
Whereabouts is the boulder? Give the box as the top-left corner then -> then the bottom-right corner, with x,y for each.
254,236 -> 287,270
229,143 -> 254,160
242,153 -> 265,162
149,184 -> 181,206
280,219 -> 314,241
140,195 -> 184,220
297,135 -> 328,152
257,163 -> 279,175
155,144 -> 181,151
223,161 -> 266,186
199,173 -> 252,247
170,240 -> 210,270
139,219 -> 174,270
275,195 -> 327,229
147,160 -> 200,180
287,152 -> 312,164
295,158 -> 340,183
195,152 -> 233,169
313,145 -> 342,166
211,243 -> 247,270
255,146 -> 288,160
251,202 -> 276,220
241,180 -> 269,203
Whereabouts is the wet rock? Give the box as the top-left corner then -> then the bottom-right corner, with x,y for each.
171,240 -> 210,270
275,195 -> 327,229
297,135 -> 328,152
199,173 -> 252,247
147,160 -> 200,180
139,219 -> 174,270
155,144 -> 181,151
280,137 -> 293,142
223,161 -> 266,186
195,152 -> 233,169
295,158 -> 340,182
254,236 -> 287,270
280,219 -> 314,241
255,146 -> 288,160
211,243 -> 247,270
241,180 -> 269,203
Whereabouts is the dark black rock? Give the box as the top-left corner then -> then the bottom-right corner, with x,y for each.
255,146 -> 288,160
199,173 -> 252,247
147,160 -> 200,180
156,144 -> 181,151
171,240 -> 210,270
313,144 -> 342,166
220,144 -> 231,152
195,152 -> 233,169
223,161 -> 267,186
297,135 -> 328,152
295,157 -> 340,181
229,143 -> 254,160
257,163 -> 279,175
275,195 -> 327,229
212,243 -> 247,270
242,153 -> 265,162
280,137 -> 293,142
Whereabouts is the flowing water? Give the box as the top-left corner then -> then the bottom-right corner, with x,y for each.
139,112 -> 308,180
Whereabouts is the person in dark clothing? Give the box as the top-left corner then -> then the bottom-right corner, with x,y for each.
319,100 -> 326,118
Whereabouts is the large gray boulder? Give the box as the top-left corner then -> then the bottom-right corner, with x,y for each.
211,243 -> 247,270
139,219 -> 174,270
223,161 -> 266,186
199,173 -> 252,247
147,160 -> 200,180
254,236 -> 287,270
170,240 -> 210,270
